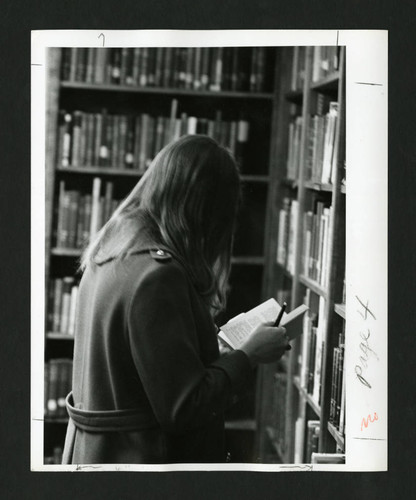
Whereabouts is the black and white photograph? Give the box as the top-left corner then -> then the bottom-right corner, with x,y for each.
31,30 -> 387,472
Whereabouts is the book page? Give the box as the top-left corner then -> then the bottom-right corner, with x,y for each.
219,299 -> 308,349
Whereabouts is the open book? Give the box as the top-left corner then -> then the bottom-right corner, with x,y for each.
218,298 -> 308,350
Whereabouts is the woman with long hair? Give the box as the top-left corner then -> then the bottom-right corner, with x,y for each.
62,135 -> 289,464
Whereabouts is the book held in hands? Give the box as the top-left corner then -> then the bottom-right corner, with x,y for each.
218,298 -> 308,350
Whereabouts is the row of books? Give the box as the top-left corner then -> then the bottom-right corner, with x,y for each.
329,331 -> 346,435
298,290 -> 327,405
294,418 -> 320,463
270,372 -> 288,457
47,277 -> 79,336
286,102 -> 338,184
57,104 -> 250,172
61,47 -> 273,92
290,46 -> 339,91
44,358 -> 73,418
305,101 -> 339,184
294,418 -> 344,464
276,197 -> 298,275
301,202 -> 333,287
55,178 -> 119,249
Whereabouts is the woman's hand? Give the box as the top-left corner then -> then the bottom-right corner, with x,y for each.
239,322 -> 290,368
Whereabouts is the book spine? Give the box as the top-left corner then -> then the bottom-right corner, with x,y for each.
67,285 -> 78,337
335,342 -> 344,427
111,115 -> 119,168
249,47 -> 257,92
67,191 -> 80,248
46,359 -> 59,417
120,48 -> 129,85
185,48 -> 194,90
76,196 -> 85,248
85,48 -> 96,83
89,177 -> 102,238
68,48 -> 78,82
110,49 -> 122,84
153,48 -> 163,87
61,113 -> 73,168
200,48 -> 210,90
52,278 -> 64,333
60,277 -> 74,334
145,116 -> 156,169
193,47 -> 202,90
163,48 -> 173,88
118,115 -> 128,168
83,195 -> 92,244
139,47 -> 149,87
60,49 -> 71,81
147,48 -> 156,86
329,347 -> 339,424
131,48 -> 141,86
235,120 -> 250,172
138,114 -> 149,174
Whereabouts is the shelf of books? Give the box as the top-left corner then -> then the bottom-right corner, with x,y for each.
44,46 -> 280,464
255,46 -> 346,464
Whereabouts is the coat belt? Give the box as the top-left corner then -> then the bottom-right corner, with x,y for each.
65,392 -> 159,433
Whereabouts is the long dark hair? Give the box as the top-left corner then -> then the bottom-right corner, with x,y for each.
81,135 -> 241,313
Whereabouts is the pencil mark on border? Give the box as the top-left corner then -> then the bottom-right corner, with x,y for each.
336,30 -> 339,47
31,63 -> 42,66
278,464 -> 312,471
76,464 -> 103,470
355,82 -> 383,86
352,437 -> 386,441
98,33 -> 105,47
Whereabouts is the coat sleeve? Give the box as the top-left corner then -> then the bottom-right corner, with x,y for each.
127,261 -> 253,434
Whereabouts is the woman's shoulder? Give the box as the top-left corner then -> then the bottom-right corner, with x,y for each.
125,248 -> 189,289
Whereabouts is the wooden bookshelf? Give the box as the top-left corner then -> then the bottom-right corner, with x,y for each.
255,46 -> 346,464
57,166 -> 269,184
293,376 -> 321,417
46,333 -> 74,340
327,421 -> 345,451
61,81 -> 275,100
334,303 -> 346,320
44,46 -> 279,464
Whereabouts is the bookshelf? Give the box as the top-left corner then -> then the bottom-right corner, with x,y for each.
255,46 -> 346,464
44,46 -> 279,464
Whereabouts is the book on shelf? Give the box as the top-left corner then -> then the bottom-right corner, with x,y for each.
54,178 -> 120,250
286,200 -> 299,276
305,98 -> 338,185
286,116 -> 303,181
297,291 -> 326,406
305,420 -> 320,463
329,328 -> 346,435
47,277 -> 79,336
44,358 -> 73,419
311,46 -> 339,83
301,201 -> 332,288
276,197 -> 291,269
294,416 -> 305,463
218,298 -> 308,350
56,105 -> 251,172
290,47 -> 306,91
60,47 -> 274,93
311,453 -> 345,464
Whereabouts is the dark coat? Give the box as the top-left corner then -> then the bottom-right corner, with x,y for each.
62,237 -> 253,464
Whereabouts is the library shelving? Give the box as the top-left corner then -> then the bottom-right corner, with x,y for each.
255,46 -> 346,464
44,45 -> 346,465
44,46 -> 279,464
